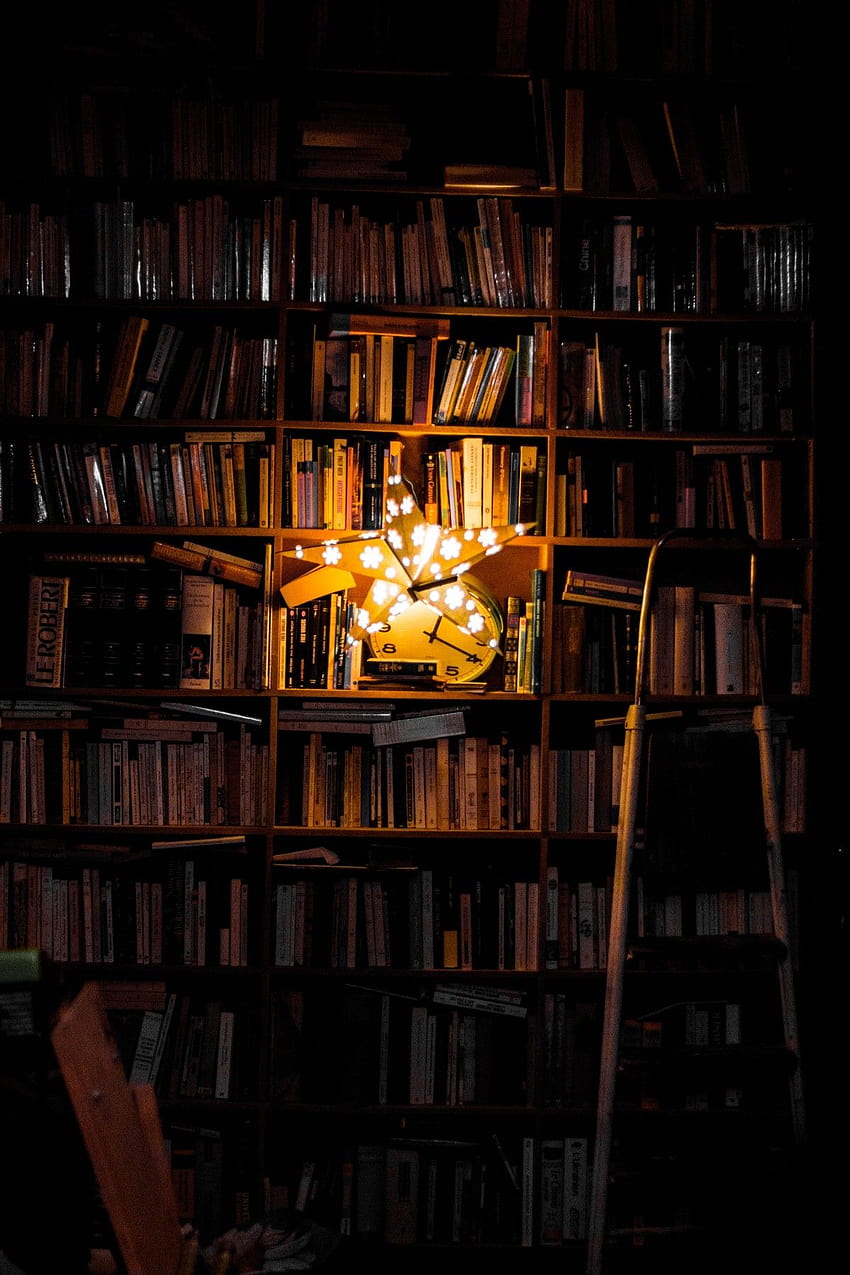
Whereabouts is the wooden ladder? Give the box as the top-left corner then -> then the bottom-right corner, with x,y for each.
51,979 -> 199,1275
584,530 -> 806,1275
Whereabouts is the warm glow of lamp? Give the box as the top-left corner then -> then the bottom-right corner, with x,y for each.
280,472 -> 531,643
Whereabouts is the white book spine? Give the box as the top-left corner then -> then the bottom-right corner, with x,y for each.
129,1009 -> 163,1085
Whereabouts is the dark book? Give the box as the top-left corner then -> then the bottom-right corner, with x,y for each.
103,315 -> 151,419
518,444 -> 540,526
365,658 -> 439,677
502,594 -> 523,692
661,325 -> 686,433
662,98 -> 708,193
62,565 -> 101,687
131,322 -> 182,419
361,436 -> 384,530
614,111 -> 659,193
529,567 -> 545,695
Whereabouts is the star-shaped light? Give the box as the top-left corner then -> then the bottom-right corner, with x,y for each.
280,472 -> 532,643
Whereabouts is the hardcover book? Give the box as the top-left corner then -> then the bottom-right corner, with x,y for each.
25,575 -> 69,688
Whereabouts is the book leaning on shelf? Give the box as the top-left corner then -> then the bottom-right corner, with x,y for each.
150,539 -> 264,589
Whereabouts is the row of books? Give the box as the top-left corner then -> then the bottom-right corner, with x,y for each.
635,880 -> 786,940
309,326 -> 438,426
5,434 -> 797,540
281,733 -> 541,831
561,0 -> 800,79
308,327 -> 544,428
0,317 -> 279,421
279,593 -> 359,690
103,316 -> 279,420
0,200 -> 69,298
569,87 -> 798,197
562,216 -> 812,315
0,194 -> 284,302
48,91 -> 281,181
552,584 -> 806,699
304,193 -> 553,308
272,1133 -> 587,1247
0,857 -> 250,968
273,870 -> 542,973
503,578 -> 546,694
287,983 -> 530,1109
91,195 -> 284,302
615,1064 -> 748,1116
295,433 -> 548,537
622,1001 -> 743,1051
547,732 -> 804,834
13,434 -> 275,529
108,988 -> 246,1101
67,730 -> 268,827
0,318 -> 801,436
25,550 -> 272,692
540,995 -> 599,1108
281,432 -> 400,531
33,6 -> 792,175
543,868 -> 780,968
0,853 -> 784,974
175,558 -> 273,692
431,336 -> 527,426
558,331 -> 801,435
554,445 -> 794,541
0,717 -> 268,826
421,441 -> 545,531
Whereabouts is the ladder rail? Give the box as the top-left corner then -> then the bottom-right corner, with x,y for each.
584,530 -> 806,1275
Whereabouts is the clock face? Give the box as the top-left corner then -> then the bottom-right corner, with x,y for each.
366,575 -> 504,682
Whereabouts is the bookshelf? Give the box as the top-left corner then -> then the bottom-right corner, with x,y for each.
1,2 -> 821,1270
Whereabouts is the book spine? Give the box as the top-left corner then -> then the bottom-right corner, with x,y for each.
25,575 -> 69,688
214,1008 -> 235,1098
661,326 -> 685,433
179,574 -> 215,690
128,1008 -> 164,1085
530,568 -> 546,695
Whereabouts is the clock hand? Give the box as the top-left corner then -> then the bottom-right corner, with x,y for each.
420,617 -> 485,661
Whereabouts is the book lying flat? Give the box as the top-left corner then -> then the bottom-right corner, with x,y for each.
149,834 -> 247,851
272,845 -> 341,865
371,709 -> 467,746
364,658 -> 439,677
431,985 -> 527,1018
329,313 -> 450,339
444,163 -> 539,189
562,569 -> 644,609
278,718 -> 374,734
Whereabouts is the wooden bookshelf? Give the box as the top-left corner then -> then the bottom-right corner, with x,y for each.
0,2 -> 820,1270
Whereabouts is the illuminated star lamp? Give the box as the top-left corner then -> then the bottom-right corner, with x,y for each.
280,472 -> 532,649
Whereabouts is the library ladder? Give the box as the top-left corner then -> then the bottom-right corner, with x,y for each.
584,530 -> 806,1275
